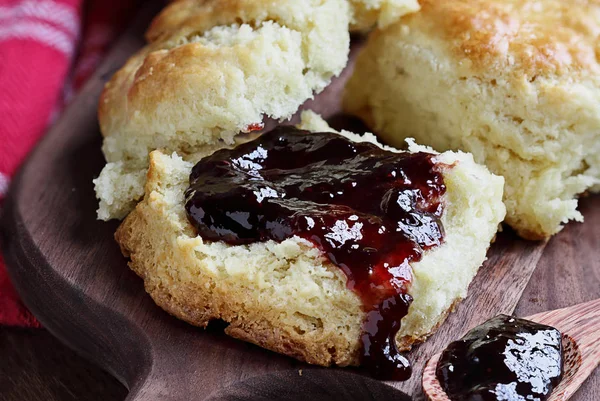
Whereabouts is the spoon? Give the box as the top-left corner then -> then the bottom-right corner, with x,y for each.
422,298 -> 600,401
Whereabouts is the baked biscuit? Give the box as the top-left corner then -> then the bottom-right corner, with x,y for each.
344,0 -> 600,239
95,0 -> 352,220
115,111 -> 505,367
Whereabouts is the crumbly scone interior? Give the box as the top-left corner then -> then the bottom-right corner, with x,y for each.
115,112 -> 505,366
343,0 -> 600,239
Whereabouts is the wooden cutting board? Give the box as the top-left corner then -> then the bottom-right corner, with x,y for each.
2,2 -> 598,400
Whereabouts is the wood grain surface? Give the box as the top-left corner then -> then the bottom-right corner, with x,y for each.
515,195 -> 600,400
1,2 -> 599,400
527,298 -> 600,401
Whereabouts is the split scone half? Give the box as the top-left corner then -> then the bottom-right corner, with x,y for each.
116,112 -> 505,370
344,0 -> 600,239
95,0 -> 352,221
94,0 -> 421,221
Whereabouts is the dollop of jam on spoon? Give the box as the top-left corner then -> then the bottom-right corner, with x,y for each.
436,315 -> 563,401
185,126 -> 447,379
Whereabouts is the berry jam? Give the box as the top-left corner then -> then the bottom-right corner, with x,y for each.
185,126 -> 447,379
436,315 -> 563,401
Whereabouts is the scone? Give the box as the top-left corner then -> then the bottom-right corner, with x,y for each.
344,0 -> 600,239
115,112 -> 505,375
94,0 -> 421,221
95,0 -> 352,220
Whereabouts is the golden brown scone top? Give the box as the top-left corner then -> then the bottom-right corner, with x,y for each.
406,0 -> 600,78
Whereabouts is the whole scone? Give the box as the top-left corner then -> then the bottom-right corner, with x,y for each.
115,112 -> 505,368
344,0 -> 600,239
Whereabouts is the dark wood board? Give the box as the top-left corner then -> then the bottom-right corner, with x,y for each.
1,2 -> 598,400
0,327 -> 127,401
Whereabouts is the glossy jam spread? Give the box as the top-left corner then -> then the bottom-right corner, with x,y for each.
185,126 -> 447,380
436,315 -> 563,401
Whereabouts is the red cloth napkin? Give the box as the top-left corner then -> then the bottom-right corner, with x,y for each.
0,0 -> 142,327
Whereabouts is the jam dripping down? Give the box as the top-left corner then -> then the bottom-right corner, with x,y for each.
185,127 -> 447,380
436,315 -> 563,401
